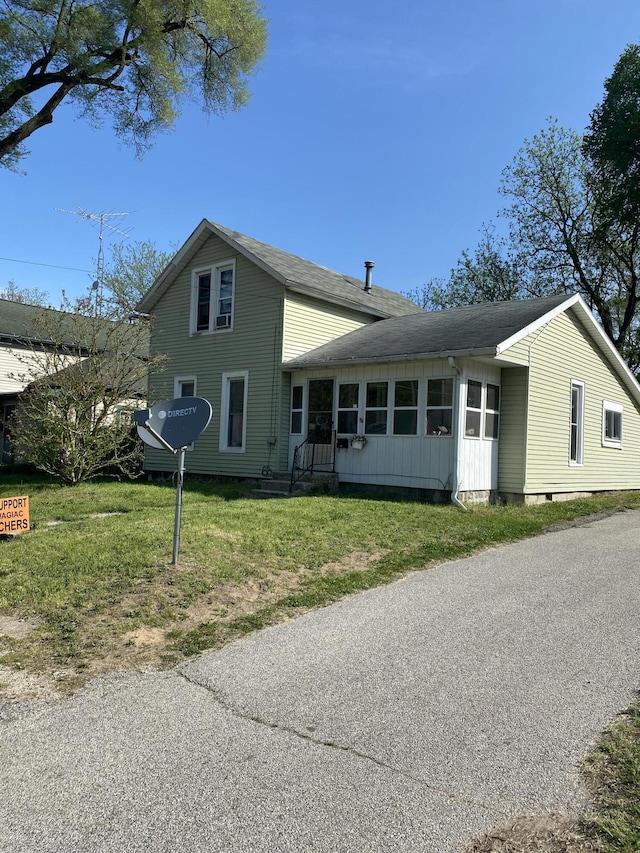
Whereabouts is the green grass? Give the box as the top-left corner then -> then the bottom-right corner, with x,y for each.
1,477 -> 639,678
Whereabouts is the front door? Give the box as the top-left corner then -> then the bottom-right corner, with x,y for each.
307,379 -> 334,445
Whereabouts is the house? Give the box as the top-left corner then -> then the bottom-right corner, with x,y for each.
139,220 -> 640,503
0,298 -> 149,465
0,299 -> 73,462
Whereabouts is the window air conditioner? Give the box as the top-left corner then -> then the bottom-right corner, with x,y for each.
215,314 -> 231,328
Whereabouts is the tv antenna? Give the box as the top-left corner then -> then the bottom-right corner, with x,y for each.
56,207 -> 131,306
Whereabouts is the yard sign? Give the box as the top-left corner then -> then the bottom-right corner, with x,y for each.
0,496 -> 30,535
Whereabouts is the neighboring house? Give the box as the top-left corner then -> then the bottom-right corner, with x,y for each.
0,298 -> 148,464
0,299 -> 74,462
139,220 -> 640,503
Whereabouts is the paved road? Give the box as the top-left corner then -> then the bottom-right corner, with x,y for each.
1,510 -> 639,852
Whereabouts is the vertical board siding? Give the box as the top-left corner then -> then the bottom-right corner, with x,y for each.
282,294 -> 372,362
521,311 -> 640,492
289,360 -> 456,490
145,233 -> 286,477
497,367 -> 528,493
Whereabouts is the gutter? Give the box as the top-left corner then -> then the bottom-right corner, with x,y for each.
282,347 -> 498,371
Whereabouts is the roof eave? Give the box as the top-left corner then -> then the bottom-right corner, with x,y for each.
283,346 -> 498,370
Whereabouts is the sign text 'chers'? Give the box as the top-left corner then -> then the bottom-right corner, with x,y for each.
0,496 -> 30,535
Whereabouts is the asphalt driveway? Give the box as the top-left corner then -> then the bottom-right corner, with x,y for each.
1,509 -> 639,852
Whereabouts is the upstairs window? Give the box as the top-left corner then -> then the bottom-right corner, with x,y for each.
602,400 -> 622,448
191,261 -> 235,334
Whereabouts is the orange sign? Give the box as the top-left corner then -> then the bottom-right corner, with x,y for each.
0,496 -> 30,535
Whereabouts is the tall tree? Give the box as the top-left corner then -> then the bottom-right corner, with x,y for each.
583,44 -> 640,232
413,111 -> 640,372
0,0 -> 267,169
9,293 -> 167,484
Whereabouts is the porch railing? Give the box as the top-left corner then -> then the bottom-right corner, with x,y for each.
290,431 -> 336,492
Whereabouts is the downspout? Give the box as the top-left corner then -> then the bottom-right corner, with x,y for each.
448,357 -> 467,510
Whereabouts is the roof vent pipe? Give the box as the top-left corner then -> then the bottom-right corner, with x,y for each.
364,261 -> 374,293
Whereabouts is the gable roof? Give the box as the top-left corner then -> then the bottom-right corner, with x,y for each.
138,219 -> 421,319
284,293 -> 573,365
285,293 -> 640,406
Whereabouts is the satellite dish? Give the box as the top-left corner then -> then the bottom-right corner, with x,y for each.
134,397 -> 212,451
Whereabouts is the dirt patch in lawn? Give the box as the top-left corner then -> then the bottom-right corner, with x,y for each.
0,549 -> 390,704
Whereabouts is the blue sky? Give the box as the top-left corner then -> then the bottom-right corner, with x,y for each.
3,0 -> 640,306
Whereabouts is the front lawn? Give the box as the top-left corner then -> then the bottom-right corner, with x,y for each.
1,475 -> 638,694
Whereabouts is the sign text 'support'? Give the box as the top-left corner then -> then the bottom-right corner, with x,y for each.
0,495 -> 30,534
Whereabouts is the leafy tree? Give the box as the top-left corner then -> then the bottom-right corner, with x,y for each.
404,226 -> 526,311
9,293 -> 167,484
411,110 -> 640,372
0,280 -> 50,305
102,239 -> 173,312
501,119 -> 640,371
0,0 -> 267,169
583,44 -> 640,232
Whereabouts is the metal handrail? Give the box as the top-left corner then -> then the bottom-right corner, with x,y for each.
290,430 -> 336,492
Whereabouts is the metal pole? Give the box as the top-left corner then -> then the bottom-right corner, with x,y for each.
172,447 -> 186,565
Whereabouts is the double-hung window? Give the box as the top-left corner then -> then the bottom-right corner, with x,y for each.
426,378 -> 453,436
570,380 -> 585,464
191,260 -> 235,334
465,380 -> 483,438
485,384 -> 500,439
220,371 -> 248,452
393,380 -> 418,435
290,386 -> 303,434
602,400 -> 622,448
338,383 -> 359,435
365,381 -> 388,435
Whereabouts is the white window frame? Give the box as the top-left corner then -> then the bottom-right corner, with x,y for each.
602,400 -> 623,449
219,370 -> 248,452
364,380 -> 389,436
465,379 -> 483,439
426,377 -> 454,437
569,379 -> 585,465
174,376 -> 197,398
290,385 -> 304,435
190,259 -> 236,335
337,382 -> 360,436
484,383 -> 500,441
392,379 -> 419,436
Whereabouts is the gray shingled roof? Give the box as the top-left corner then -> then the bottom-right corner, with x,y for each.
284,294 -> 575,366
139,221 -> 421,319
207,222 -> 421,318
0,299 -> 69,343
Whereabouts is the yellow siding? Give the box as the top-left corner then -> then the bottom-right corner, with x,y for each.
497,367 -> 528,493
519,311 -> 640,493
282,294 -> 372,361
145,232 -> 288,476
